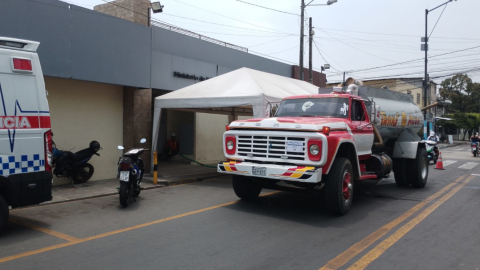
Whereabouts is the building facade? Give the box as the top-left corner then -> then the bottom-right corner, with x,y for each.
0,0 -> 326,184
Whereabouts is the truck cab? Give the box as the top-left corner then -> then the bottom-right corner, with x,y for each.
0,37 -> 53,229
218,87 -> 427,215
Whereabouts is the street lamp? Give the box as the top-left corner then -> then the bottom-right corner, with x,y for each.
148,2 -> 164,27
151,2 -> 164,13
299,0 -> 337,81
422,0 -> 456,138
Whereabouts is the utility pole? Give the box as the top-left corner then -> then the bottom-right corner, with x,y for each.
424,9 -> 428,125
148,8 -> 151,27
422,0 -> 455,139
299,0 -> 305,81
309,17 -> 313,84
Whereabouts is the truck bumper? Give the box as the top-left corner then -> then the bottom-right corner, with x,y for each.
217,161 -> 322,183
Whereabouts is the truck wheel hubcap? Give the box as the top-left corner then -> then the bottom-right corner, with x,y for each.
342,171 -> 352,203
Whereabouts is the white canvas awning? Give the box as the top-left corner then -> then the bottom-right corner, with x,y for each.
151,67 -> 319,165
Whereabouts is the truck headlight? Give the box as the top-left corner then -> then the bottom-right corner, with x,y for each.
309,144 -> 320,155
227,140 -> 234,150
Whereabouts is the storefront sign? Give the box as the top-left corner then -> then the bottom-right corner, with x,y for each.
173,72 -> 210,81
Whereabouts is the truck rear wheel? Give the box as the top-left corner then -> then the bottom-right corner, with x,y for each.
323,158 -> 354,215
0,195 -> 8,230
393,158 -> 409,187
232,175 -> 262,200
408,148 -> 428,188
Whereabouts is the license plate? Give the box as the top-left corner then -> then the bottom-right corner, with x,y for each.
473,147 -> 477,151
119,171 -> 129,182
252,167 -> 266,176
286,140 -> 304,152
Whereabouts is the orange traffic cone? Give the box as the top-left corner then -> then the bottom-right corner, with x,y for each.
435,152 -> 445,170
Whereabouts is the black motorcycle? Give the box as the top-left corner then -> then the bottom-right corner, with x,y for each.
52,141 -> 101,184
472,142 -> 479,157
117,139 -> 147,207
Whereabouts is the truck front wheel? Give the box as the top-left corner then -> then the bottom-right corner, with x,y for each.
0,195 -> 8,230
323,158 -> 354,215
408,148 -> 428,188
232,175 -> 262,200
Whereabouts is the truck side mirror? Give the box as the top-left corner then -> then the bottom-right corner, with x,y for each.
370,104 -> 381,125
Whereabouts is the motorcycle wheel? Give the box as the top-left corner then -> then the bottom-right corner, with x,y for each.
72,164 -> 94,184
119,182 -> 129,207
133,183 -> 141,197
475,152 -> 477,157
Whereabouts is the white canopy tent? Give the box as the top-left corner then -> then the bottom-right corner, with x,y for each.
151,67 -> 320,160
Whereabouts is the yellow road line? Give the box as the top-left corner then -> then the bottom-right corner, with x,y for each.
319,174 -> 467,270
0,191 -> 280,264
346,175 -> 476,270
9,218 -> 80,242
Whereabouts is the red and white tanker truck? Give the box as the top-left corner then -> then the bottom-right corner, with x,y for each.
218,86 -> 427,215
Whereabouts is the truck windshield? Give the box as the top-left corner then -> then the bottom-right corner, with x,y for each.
275,98 -> 349,118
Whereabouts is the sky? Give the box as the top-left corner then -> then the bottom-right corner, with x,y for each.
61,0 -> 480,86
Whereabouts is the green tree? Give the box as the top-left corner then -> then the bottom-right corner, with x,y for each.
439,74 -> 480,113
451,113 -> 480,140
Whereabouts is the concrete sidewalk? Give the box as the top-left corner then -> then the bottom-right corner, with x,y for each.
437,140 -> 468,149
48,161 -> 222,204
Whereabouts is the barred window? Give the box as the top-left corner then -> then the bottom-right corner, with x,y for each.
417,93 -> 420,104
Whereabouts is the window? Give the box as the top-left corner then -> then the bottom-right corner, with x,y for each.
417,93 -> 420,104
275,98 -> 350,118
351,100 -> 366,121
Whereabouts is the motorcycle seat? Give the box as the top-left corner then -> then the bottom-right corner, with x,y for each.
73,148 -> 97,163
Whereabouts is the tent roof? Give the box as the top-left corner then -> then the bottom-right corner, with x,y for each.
154,67 -> 319,109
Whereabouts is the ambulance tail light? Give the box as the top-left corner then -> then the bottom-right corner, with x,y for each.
225,136 -> 236,155
12,58 -> 32,72
44,130 -> 53,173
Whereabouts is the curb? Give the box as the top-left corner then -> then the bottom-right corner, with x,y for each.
37,173 -> 224,207
145,172 -> 222,186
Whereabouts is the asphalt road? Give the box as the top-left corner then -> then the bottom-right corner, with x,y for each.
1,143 -> 480,270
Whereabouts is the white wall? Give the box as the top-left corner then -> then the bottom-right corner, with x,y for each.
194,113 -> 229,164
194,113 -> 253,164
44,76 -> 123,184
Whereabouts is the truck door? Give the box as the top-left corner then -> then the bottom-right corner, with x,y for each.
350,99 -> 373,157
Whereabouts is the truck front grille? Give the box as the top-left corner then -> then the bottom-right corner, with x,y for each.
237,135 -> 306,161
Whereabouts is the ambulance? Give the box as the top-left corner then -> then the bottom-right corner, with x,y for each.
0,37 -> 53,230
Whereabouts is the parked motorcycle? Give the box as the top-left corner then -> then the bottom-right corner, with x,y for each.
117,138 -> 147,207
422,140 -> 438,164
52,141 -> 101,183
471,142 -> 479,157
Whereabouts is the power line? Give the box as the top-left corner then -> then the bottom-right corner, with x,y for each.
429,4 -> 448,38
313,40 -> 341,72
328,44 -> 480,76
319,29 -> 398,63
316,27 -> 480,41
171,0 -> 293,35
339,55 -> 480,76
234,0 -> 299,16
267,45 -> 299,55
163,28 -> 288,37
247,35 -> 295,48
250,50 -> 324,72
160,13 -> 282,34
